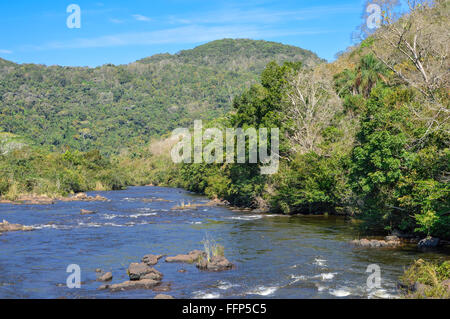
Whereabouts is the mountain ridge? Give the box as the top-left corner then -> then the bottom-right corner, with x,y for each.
0,39 -> 323,154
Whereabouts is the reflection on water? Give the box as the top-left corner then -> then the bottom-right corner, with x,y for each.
0,186 -> 448,299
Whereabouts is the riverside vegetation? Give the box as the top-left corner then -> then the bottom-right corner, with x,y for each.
0,1 -> 449,297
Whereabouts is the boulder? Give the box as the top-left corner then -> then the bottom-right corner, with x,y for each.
127,262 -> 162,281
153,283 -> 171,292
418,237 -> 440,249
59,193 -> 108,202
80,209 -> 96,215
165,250 -> 206,263
385,235 -> 399,242
93,195 -> 108,202
154,294 -> 174,299
142,254 -> 163,266
74,193 -> 88,200
97,272 -> 112,282
107,279 -> 160,292
196,256 -> 234,272
350,238 -> 401,248
0,220 -> 33,233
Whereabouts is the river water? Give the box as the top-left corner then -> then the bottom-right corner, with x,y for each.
0,186 -> 448,299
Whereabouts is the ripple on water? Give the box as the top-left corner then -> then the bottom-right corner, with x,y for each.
192,291 -> 221,299
329,288 -> 352,297
217,281 -> 240,290
289,274 -> 307,284
229,215 -> 263,221
129,213 -> 158,218
245,286 -> 278,296
313,258 -> 327,267
314,272 -> 337,281
368,288 -> 398,299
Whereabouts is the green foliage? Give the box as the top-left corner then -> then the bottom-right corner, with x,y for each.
348,83 -> 449,237
0,39 -> 322,155
0,138 -> 128,198
400,259 -> 450,299
271,152 -> 350,214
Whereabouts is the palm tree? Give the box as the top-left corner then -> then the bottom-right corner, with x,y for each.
354,54 -> 388,98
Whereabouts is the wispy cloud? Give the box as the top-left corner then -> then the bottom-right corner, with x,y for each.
26,25 -> 333,51
132,14 -> 152,22
21,3 -> 355,52
110,18 -> 124,24
166,4 -> 359,25
0,49 -> 13,54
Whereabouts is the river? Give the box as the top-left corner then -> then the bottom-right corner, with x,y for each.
0,186 -> 448,299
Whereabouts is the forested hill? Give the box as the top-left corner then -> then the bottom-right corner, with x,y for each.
0,39 -> 323,154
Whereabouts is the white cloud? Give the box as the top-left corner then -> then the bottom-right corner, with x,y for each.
26,25 -> 334,51
166,4 -> 359,25
0,49 -> 12,54
22,3 -> 352,52
110,18 -> 124,24
132,14 -> 152,22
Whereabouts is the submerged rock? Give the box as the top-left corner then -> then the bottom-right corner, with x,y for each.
105,279 -> 160,292
196,256 -> 234,272
0,220 -> 33,233
127,263 -> 162,281
350,237 -> 401,248
165,250 -> 206,263
417,237 -> 440,249
142,198 -> 170,203
142,254 -> 163,266
154,294 -> 174,299
97,272 -> 113,282
385,235 -> 399,242
153,283 -> 171,292
59,193 -> 108,202
0,195 -> 55,205
80,209 -> 96,215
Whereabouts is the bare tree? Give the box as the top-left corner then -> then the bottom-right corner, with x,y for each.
366,0 -> 449,145
370,0 -> 449,96
284,66 -> 342,154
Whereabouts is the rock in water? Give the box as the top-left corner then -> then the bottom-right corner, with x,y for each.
418,237 -> 440,248
127,263 -> 162,281
385,235 -> 399,242
196,256 -> 234,272
154,294 -> 174,299
97,272 -> 113,282
350,237 -> 401,248
0,220 -> 33,233
165,250 -> 206,263
80,209 -> 96,215
153,283 -> 171,292
108,279 -> 160,292
142,254 -> 163,266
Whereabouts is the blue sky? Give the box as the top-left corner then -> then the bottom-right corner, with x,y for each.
0,0 -> 368,67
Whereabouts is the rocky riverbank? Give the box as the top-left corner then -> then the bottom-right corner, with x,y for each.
351,234 -> 447,250
398,259 -> 450,299
97,250 -> 234,295
0,193 -> 108,205
0,220 -> 33,234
